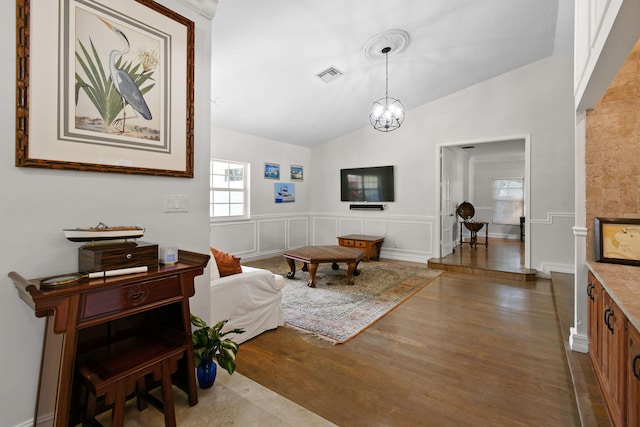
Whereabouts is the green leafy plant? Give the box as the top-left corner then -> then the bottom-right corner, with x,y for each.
190,314 -> 244,375
75,38 -> 155,129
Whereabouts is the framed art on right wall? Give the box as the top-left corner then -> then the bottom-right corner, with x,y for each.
595,217 -> 640,266
290,165 -> 303,181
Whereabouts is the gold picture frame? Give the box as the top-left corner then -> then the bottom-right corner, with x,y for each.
594,217 -> 640,266
16,0 -> 195,177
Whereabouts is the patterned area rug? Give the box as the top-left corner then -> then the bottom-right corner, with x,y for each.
263,258 -> 442,344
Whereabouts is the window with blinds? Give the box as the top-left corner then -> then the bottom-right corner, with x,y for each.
492,178 -> 524,225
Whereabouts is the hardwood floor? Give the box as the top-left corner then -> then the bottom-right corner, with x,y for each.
240,252 -> 583,426
552,272 -> 611,427
428,238 -> 537,281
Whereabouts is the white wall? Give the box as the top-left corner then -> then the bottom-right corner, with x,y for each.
210,128 -> 312,258
0,1 -> 213,425
470,156 -> 525,239
211,55 -> 575,271
310,55 -> 575,273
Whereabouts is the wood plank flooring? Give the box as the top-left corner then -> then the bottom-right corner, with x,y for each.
428,238 -> 537,281
551,272 -> 611,427
240,253 -> 582,426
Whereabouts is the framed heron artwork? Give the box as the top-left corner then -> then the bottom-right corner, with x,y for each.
15,0 -> 195,177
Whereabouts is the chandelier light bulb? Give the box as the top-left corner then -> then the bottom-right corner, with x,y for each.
372,104 -> 384,118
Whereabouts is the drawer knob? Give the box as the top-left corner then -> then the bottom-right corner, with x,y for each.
126,253 -> 132,259
126,286 -> 148,305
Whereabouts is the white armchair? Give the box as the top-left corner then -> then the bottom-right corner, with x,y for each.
209,264 -> 284,344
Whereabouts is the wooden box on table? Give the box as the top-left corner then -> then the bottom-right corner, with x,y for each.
79,241 -> 158,273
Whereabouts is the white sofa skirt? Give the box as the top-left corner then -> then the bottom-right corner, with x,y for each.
210,266 -> 284,344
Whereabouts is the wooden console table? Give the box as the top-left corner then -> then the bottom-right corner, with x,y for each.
8,249 -> 209,427
337,234 -> 384,261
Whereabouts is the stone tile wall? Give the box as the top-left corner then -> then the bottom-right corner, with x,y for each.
586,39 -> 640,260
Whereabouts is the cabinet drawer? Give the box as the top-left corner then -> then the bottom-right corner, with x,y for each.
80,276 -> 181,323
79,242 -> 158,273
355,241 -> 368,248
341,239 -> 355,247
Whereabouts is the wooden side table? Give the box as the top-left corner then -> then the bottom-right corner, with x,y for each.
459,222 -> 489,248
8,250 -> 209,427
337,234 -> 385,261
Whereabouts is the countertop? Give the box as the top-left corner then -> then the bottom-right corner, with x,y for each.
587,260 -> 640,332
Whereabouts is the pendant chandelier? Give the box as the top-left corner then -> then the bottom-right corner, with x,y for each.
364,30 -> 409,132
369,46 -> 404,132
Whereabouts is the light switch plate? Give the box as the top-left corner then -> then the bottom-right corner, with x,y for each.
164,194 -> 189,213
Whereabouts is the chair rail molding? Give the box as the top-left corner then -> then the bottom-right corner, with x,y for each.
528,211 -> 575,225
572,226 -> 588,236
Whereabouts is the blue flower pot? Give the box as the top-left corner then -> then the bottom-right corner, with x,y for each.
197,358 -> 217,389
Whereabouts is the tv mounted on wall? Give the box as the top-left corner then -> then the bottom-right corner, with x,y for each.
340,165 -> 395,202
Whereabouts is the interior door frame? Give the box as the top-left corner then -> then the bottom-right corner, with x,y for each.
434,134 -> 531,268
440,146 -> 464,257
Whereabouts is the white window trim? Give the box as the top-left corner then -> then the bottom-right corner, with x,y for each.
210,158 -> 250,221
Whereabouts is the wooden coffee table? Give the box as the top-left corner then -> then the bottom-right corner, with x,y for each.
283,245 -> 364,288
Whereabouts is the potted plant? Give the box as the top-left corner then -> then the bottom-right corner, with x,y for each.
190,313 -> 244,389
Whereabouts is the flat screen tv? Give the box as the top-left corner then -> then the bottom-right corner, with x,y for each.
340,166 -> 395,202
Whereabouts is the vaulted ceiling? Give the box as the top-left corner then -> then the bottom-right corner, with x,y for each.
211,0 -> 573,147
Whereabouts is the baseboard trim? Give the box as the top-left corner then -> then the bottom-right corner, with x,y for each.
537,262 -> 574,278
380,249 -> 430,263
13,417 -> 37,427
569,327 -> 589,354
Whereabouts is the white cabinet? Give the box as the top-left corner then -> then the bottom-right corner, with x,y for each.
574,0 -> 619,100
574,0 -> 640,110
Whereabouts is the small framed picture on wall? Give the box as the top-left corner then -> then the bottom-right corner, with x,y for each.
290,165 -> 303,181
275,183 -> 295,203
264,162 -> 280,179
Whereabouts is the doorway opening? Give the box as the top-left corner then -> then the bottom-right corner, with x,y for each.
435,136 -> 531,274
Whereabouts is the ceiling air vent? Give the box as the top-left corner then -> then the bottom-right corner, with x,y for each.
317,66 -> 343,83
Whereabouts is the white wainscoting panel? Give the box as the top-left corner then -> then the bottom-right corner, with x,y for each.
211,211 -> 572,268
337,218 -> 365,236
287,217 -> 309,249
314,213 -> 435,263
211,214 -> 310,260
210,220 -> 257,254
312,217 -> 339,245
210,213 -> 448,263
368,218 -> 434,263
258,218 -> 287,254
530,212 -> 575,277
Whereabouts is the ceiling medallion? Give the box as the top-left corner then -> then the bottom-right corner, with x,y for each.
363,29 -> 410,61
365,30 -> 409,132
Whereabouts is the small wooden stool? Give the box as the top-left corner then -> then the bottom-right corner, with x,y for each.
78,336 -> 187,427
